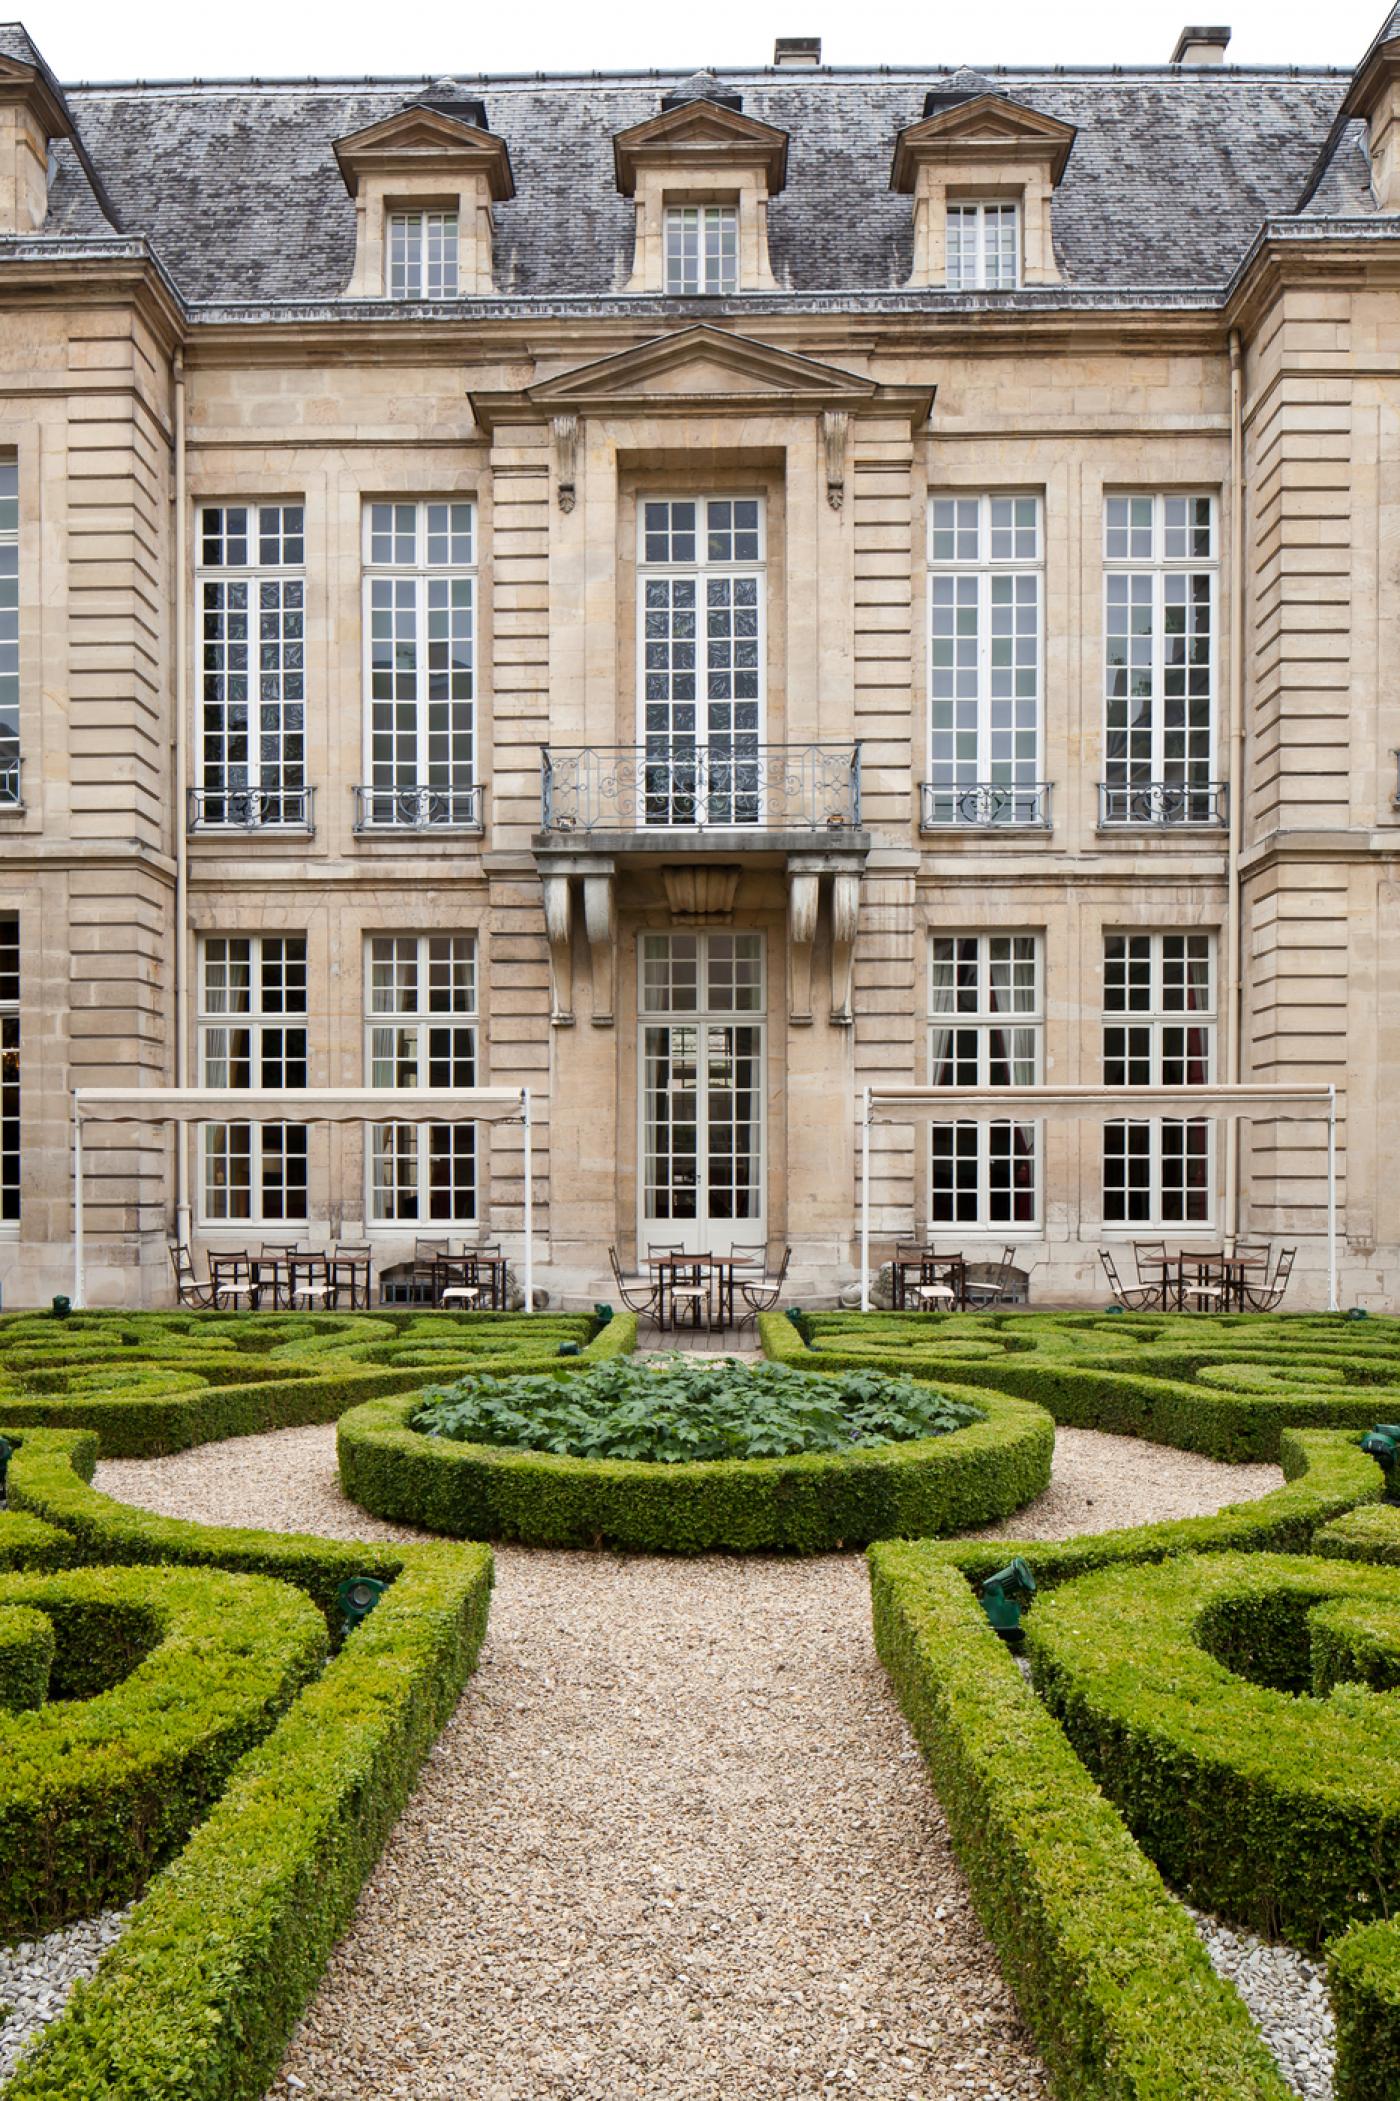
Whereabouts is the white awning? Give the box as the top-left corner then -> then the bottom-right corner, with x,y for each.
861,1084 -> 1338,1122
73,1087 -> 527,1126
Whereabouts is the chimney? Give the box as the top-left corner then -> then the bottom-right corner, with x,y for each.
773,36 -> 821,67
1170,24 -> 1231,64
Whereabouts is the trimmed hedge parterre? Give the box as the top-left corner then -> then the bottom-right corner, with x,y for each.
0,1423 -> 493,2100
0,1607 -> 54,1714
776,1307 -> 1400,1461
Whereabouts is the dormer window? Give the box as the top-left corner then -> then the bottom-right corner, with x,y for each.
945,200 -> 1020,289
664,204 -> 739,295
891,87 -> 1074,290
387,208 -> 460,298
333,99 -> 513,301
614,77 -> 787,295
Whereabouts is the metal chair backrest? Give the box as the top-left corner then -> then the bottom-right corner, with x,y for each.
730,1242 -> 767,1269
414,1238 -> 449,1260
769,1246 -> 791,1287
1133,1240 -> 1168,1283
1099,1249 -> 1125,1298
608,1245 -> 628,1290
1271,1245 -> 1297,1292
169,1240 -> 197,1282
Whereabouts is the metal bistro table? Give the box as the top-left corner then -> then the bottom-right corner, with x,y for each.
648,1252 -> 738,1332
892,1250 -> 969,1311
432,1253 -> 509,1310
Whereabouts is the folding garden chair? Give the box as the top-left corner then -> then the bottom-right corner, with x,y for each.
738,1246 -> 791,1327
608,1246 -> 659,1324
1243,1246 -> 1297,1312
1099,1249 -> 1166,1311
169,1241 -> 214,1309
964,1246 -> 1017,1309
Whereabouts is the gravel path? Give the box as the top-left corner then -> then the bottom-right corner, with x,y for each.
90,1422 -> 1287,2101
0,1907 -> 130,2082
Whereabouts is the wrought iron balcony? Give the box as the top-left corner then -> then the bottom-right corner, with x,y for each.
0,751 -> 19,809
920,780 -> 1052,831
540,743 -> 862,834
188,785 -> 316,833
1098,780 -> 1227,828
353,784 -> 484,834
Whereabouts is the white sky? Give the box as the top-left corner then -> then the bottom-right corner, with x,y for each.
31,0 -> 1394,85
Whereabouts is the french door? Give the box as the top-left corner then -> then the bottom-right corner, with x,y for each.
638,931 -> 765,1256
639,497 -> 763,826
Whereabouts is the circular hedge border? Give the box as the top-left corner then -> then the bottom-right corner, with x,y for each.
336,1378 -> 1054,1552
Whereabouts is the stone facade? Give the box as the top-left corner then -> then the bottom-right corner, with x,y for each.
2,21 -> 1400,1308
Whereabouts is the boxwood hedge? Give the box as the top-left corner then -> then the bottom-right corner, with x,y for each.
776,1308 -> 1400,1462
337,1372 -> 1054,1552
0,1428 -> 493,2101
0,1562 -> 327,1937
0,1605 -> 54,1713
1024,1551 -> 1400,1950
868,1540 -> 1293,2099
0,1308 -> 620,1459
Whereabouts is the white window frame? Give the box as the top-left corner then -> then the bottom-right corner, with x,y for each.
945,200 -> 1021,289
927,932 -> 1043,1231
0,454 -> 17,803
197,934 -> 309,1226
386,208 -> 460,299
637,494 -> 765,827
365,934 -> 478,1227
361,499 -> 476,826
926,492 -> 1043,822
1101,930 -> 1217,1230
195,503 -> 307,820
1103,492 -> 1218,812
663,203 -> 739,295
0,913 -> 17,1228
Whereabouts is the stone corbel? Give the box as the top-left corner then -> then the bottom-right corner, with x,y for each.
788,871 -> 820,1026
830,870 -> 861,1026
583,871 -> 617,1027
542,873 -> 574,1027
552,414 -> 578,513
822,409 -> 848,511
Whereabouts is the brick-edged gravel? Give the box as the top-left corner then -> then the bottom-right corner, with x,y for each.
93,1422 -> 1282,2101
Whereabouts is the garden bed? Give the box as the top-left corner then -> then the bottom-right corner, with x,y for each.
338,1353 -> 1054,1552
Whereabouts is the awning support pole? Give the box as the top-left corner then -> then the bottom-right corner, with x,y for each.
860,1085 -> 871,1313
1328,1084 -> 1338,1313
522,1088 -> 534,1314
73,1103 -> 84,1311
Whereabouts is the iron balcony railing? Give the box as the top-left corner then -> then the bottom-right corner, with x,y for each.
0,751 -> 19,809
353,784 -> 484,834
540,743 -> 861,833
920,780 -> 1053,830
1098,780 -> 1227,828
188,785 -> 316,833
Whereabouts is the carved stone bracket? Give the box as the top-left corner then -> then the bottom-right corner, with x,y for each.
583,871 -> 617,1027
787,871 -> 820,1025
552,413 -> 578,513
787,851 -> 865,1025
541,873 -> 575,1027
822,408 -> 848,511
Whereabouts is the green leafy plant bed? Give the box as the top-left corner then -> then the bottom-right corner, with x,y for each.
411,1354 -> 982,1461
339,1356 -> 1053,1552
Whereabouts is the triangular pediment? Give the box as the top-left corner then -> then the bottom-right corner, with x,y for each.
468,327 -> 933,432
891,92 -> 1076,190
613,99 -> 788,195
333,104 -> 514,199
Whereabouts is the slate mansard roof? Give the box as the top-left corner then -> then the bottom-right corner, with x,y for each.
12,21 -> 1400,313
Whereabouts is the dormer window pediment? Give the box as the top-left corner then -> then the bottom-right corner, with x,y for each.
333,103 -> 513,300
891,90 -> 1075,288
614,87 -> 788,294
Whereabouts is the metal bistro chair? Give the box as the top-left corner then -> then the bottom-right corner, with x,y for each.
964,1245 -> 1017,1309
438,1254 -> 483,1312
331,1243 -> 373,1310
1099,1249 -> 1167,1312
609,1246 -> 660,1325
913,1252 -> 961,1311
285,1252 -> 336,1311
208,1251 -> 255,1310
169,1241 -> 215,1309
665,1256 -> 714,1339
1243,1245 -> 1297,1313
1178,1253 -> 1230,1314
738,1246 -> 791,1328
1132,1240 -> 1174,1309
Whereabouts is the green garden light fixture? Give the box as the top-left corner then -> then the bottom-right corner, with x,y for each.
981,1557 -> 1037,1639
335,1575 -> 386,1638
1361,1425 -> 1400,1476
557,1340 -> 582,1356
50,1296 -> 71,1320
0,1436 -> 11,1495
592,1304 -> 614,1326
